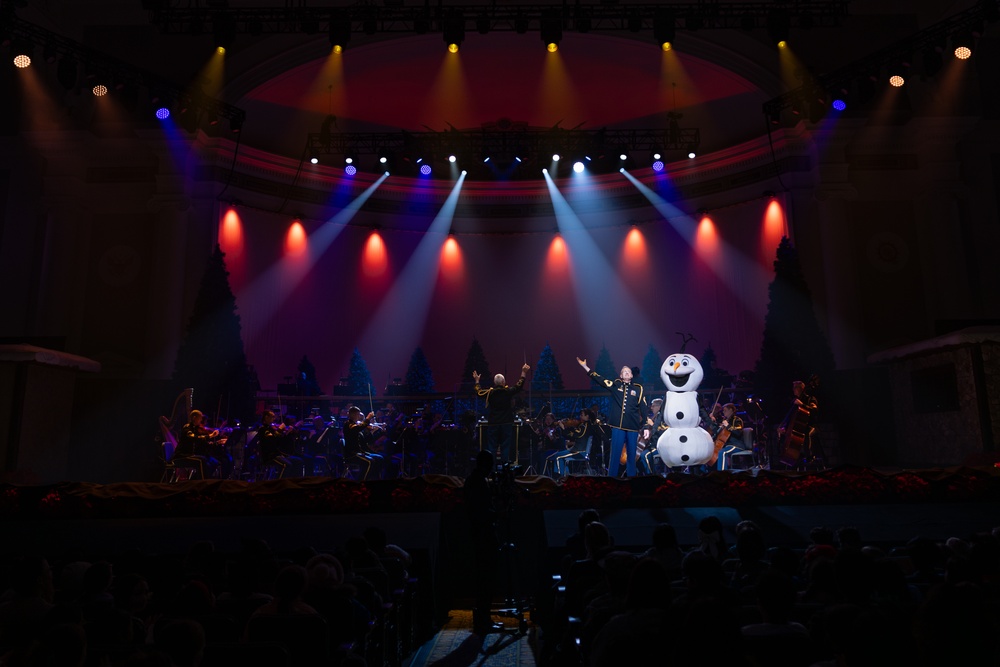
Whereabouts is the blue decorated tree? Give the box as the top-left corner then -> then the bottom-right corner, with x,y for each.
592,344 -> 616,386
641,344 -> 665,391
405,347 -> 435,394
346,348 -> 374,396
461,337 -> 490,388
533,343 -> 564,392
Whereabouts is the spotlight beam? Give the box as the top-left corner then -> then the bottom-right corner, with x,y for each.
236,174 -> 388,344
542,170 -> 659,358
358,172 -> 467,379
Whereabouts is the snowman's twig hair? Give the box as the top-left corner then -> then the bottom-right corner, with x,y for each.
676,332 -> 697,353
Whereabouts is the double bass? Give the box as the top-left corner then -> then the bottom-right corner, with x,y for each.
778,376 -> 819,467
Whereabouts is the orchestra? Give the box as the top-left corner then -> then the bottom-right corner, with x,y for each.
160,370 -> 782,482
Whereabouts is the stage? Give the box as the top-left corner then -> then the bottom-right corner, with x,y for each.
4,466 -> 999,557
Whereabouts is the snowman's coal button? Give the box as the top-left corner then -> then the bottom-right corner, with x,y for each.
679,435 -> 688,443
676,411 -> 684,420
681,455 -> 690,462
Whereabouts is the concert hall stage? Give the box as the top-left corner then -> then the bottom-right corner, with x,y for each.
4,466 -> 999,558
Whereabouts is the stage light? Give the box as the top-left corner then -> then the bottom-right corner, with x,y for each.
345,165 -> 357,176
515,157 -> 522,163
652,153 -> 662,160
619,153 -> 627,161
345,157 -> 354,165
155,107 -> 170,120
687,145 -> 697,158
379,156 -> 388,164
310,157 -> 320,164
448,155 -> 457,163
832,99 -> 846,111
483,156 -> 490,163
540,9 -> 562,51
688,152 -> 696,159
955,45 -> 972,59
420,164 -> 432,175
13,54 -> 30,68
92,84 -> 108,97
461,170 -> 467,175
443,10 -> 465,52
653,9 -> 675,50
213,12 -> 237,52
767,9 -> 791,47
552,154 -> 560,161
952,30 -> 973,58
889,75 -> 904,87
542,168 -> 548,174
329,11 -> 351,51
573,161 -> 584,173
652,161 -> 664,172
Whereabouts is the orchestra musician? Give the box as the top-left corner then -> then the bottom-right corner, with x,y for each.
712,402 -> 746,470
532,412 -> 562,474
576,358 -> 647,478
343,406 -> 384,480
256,410 -> 301,479
301,415 -> 337,476
778,379 -> 819,465
176,409 -> 222,479
638,397 -> 667,475
473,363 -> 530,464
548,409 -> 596,476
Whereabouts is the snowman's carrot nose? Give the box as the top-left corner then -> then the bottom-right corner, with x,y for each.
673,361 -> 681,371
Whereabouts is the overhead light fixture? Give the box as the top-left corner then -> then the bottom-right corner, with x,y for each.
443,10 -> 465,52
329,11 -> 351,51
766,9 -> 791,47
540,9 -> 562,52
653,9 -> 676,51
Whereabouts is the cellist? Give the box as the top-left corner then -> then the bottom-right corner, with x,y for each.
711,403 -> 746,470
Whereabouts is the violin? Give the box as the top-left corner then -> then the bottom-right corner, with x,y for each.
557,418 -> 581,430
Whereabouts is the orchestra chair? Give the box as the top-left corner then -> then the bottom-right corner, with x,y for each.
564,437 -> 596,476
160,436 -> 205,482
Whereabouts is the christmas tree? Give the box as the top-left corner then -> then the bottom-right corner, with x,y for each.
753,237 -> 835,423
405,347 -> 435,394
461,337 -> 491,387
346,348 -> 375,396
641,344 -> 665,391
533,343 -> 564,391
593,344 -> 616,386
172,245 -> 254,422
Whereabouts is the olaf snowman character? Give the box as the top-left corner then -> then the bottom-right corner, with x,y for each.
656,352 -> 716,467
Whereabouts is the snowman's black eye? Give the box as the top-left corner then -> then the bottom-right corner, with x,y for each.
682,359 -> 689,366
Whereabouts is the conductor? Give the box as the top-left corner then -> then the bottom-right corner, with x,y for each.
473,363 -> 530,464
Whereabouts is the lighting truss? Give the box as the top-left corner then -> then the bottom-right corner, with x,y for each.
763,0 -> 995,120
307,125 -> 700,173
145,2 -> 849,36
3,10 -> 246,130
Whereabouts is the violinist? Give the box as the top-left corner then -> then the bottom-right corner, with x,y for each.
532,412 -> 562,473
176,409 -> 221,478
473,363 -> 530,464
344,406 -> 384,480
576,358 -> 647,478
549,410 -> 596,476
257,410 -> 300,479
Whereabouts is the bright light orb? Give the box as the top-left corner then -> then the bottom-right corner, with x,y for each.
552,154 -> 560,162
92,84 -> 108,97
832,99 -> 847,111
345,157 -> 353,165
333,45 -> 343,54
216,46 -> 226,55
619,153 -> 627,161
889,75 -> 904,87
955,46 -> 971,60
652,161 -> 664,172
687,151 -> 696,159
345,165 -> 357,176
13,55 -> 31,68
547,43 -> 558,53
778,40 -> 787,48
448,155 -> 457,163
155,107 -> 170,120
310,157 -> 319,164
573,161 -> 584,173
420,164 -> 432,175
447,43 -> 459,53
379,156 -> 388,164
661,42 -> 672,51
